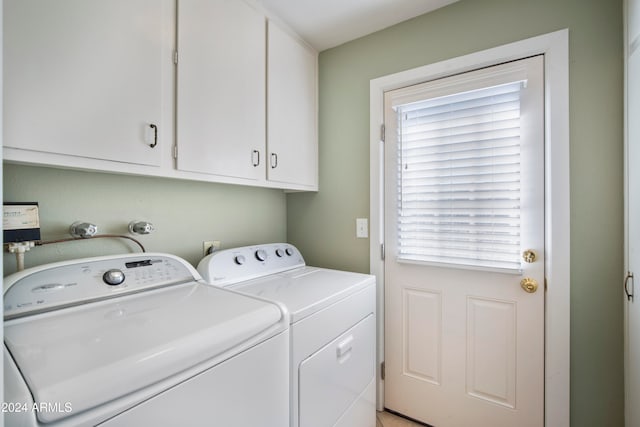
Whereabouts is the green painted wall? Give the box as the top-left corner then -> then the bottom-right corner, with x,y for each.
3,164 -> 286,274
287,0 -> 624,425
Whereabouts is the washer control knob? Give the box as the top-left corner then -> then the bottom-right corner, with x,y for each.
234,255 -> 246,265
255,249 -> 267,262
285,247 -> 294,256
275,248 -> 285,257
103,269 -> 125,286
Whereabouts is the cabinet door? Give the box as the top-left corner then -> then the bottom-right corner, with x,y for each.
267,22 -> 318,189
176,0 -> 265,181
4,0 -> 164,167
627,1 -> 640,424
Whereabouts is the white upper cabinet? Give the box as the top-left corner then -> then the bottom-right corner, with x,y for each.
267,21 -> 318,190
4,0 -> 165,167
176,6 -> 318,190
3,0 -> 318,191
176,0 -> 266,182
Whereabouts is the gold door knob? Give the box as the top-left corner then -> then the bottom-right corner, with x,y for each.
520,278 -> 538,293
522,249 -> 537,263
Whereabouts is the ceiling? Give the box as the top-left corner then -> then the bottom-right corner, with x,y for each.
258,0 -> 459,51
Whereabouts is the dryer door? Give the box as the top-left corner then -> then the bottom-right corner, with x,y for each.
299,314 -> 375,427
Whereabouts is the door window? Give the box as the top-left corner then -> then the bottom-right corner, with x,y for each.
387,63 -> 537,273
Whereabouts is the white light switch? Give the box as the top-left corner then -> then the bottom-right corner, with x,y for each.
356,218 -> 369,238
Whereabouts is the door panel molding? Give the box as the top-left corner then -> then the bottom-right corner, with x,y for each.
466,297 -> 517,409
403,287 -> 442,384
370,29 -> 570,426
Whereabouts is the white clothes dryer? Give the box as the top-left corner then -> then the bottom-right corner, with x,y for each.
197,243 -> 377,427
3,253 -> 289,427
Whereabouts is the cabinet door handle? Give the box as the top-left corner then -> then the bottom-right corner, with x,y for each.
149,124 -> 158,148
625,271 -> 634,302
252,150 -> 260,167
270,153 -> 278,169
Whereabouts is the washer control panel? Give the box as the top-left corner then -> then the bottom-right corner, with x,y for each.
4,254 -> 198,319
197,243 -> 305,287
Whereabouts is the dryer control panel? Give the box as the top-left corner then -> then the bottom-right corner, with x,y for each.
197,243 -> 305,287
3,253 -> 198,319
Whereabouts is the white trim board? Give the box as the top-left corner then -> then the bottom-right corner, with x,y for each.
369,29 -> 570,427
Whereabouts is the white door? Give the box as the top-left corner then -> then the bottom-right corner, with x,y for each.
625,0 -> 640,423
384,56 -> 544,426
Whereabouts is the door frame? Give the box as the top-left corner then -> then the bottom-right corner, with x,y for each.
369,29 -> 570,427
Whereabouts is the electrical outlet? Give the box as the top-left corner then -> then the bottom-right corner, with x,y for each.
356,218 -> 369,238
203,240 -> 221,256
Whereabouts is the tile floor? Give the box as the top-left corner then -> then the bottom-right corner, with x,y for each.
376,410 -> 426,427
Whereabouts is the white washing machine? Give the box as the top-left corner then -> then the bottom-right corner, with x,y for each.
3,253 -> 289,427
197,243 -> 377,427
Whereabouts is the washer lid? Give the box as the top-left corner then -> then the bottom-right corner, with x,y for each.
229,267 -> 375,323
4,282 -> 285,424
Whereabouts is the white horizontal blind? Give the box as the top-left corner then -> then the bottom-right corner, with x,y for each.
396,81 -> 525,271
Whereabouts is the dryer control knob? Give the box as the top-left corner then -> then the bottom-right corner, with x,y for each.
285,247 -> 294,256
275,248 -> 285,257
255,249 -> 267,262
234,255 -> 246,265
103,269 -> 125,286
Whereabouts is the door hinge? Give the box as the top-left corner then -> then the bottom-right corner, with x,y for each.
173,50 -> 179,65
173,145 -> 178,159
381,243 -> 385,260
381,361 -> 385,380
380,124 -> 386,142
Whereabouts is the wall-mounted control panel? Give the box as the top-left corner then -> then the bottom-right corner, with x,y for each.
3,202 -> 41,243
